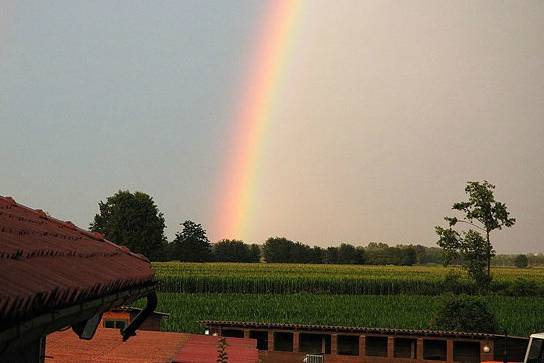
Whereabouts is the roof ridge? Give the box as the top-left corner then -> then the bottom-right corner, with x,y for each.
199,320 -> 524,339
0,195 -> 149,262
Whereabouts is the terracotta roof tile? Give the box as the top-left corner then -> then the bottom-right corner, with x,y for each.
175,335 -> 259,363
45,329 -> 259,363
0,196 -> 154,324
46,328 -> 190,363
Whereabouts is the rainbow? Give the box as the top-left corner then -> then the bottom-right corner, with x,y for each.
214,0 -> 301,240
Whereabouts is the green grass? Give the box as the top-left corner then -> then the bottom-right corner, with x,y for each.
152,262 -> 544,295
136,292 -> 544,337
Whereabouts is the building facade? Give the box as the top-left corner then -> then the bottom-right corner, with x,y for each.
202,321 -> 529,363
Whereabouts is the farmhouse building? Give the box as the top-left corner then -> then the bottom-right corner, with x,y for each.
0,196 -> 260,363
0,196 -> 157,362
202,320 -> 529,363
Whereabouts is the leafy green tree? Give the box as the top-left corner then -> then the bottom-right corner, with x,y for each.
248,244 -> 261,263
430,295 -> 499,333
436,181 -> 516,284
365,242 -> 400,265
290,241 -> 313,263
90,190 -> 166,261
514,254 -> 529,268
263,237 -> 293,263
337,243 -> 364,264
325,247 -> 339,264
311,246 -> 326,264
172,220 -> 212,262
213,239 -> 251,262
400,246 -> 417,266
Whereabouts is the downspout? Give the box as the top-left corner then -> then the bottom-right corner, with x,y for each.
121,291 -> 158,341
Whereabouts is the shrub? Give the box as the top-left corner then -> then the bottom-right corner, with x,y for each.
514,255 -> 529,268
430,295 -> 499,333
442,270 -> 463,293
504,278 -> 541,297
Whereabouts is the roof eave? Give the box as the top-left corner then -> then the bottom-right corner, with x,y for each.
199,320 -> 529,340
0,283 -> 155,354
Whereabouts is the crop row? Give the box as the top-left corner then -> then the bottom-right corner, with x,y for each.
152,263 -> 544,296
133,292 -> 544,337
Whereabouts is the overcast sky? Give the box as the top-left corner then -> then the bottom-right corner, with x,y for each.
1,1 -> 543,253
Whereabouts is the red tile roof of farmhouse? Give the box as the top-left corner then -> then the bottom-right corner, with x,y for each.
45,328 -> 190,363
45,329 -> 259,363
0,195 -> 155,323
174,335 -> 259,363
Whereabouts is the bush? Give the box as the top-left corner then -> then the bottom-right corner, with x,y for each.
442,270 -> 463,293
514,255 -> 529,268
503,278 -> 541,297
430,295 -> 499,333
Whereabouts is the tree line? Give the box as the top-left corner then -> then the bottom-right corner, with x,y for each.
89,185 -> 528,269
88,190 -> 444,264
261,238 -> 443,265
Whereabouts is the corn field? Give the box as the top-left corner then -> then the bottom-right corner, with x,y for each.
152,262 -> 544,296
134,292 -> 544,337
135,263 -> 544,338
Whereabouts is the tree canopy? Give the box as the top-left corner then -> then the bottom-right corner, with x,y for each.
514,254 -> 529,268
90,190 -> 166,261
436,181 -> 515,285
213,239 -> 260,263
172,220 -> 212,262
431,295 -> 499,333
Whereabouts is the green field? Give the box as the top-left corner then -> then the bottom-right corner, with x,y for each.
153,262 -> 544,295
139,263 -> 544,337
135,292 -> 544,337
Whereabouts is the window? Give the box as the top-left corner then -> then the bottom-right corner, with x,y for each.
423,340 -> 447,361
250,330 -> 268,351
274,332 -> 294,352
222,329 -> 244,338
338,335 -> 359,356
395,338 -> 417,359
300,333 -> 331,354
453,341 -> 480,363
366,336 -> 388,357
103,319 -> 127,329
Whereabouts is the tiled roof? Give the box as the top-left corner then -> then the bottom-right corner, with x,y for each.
46,328 -> 190,363
0,196 -> 155,324
200,320 -> 524,340
175,335 -> 259,363
45,329 -> 259,363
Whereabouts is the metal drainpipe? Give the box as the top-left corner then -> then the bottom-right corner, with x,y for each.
121,291 -> 158,341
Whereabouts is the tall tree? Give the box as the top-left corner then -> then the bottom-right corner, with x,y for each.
172,220 -> 212,262
325,247 -> 339,264
248,244 -> 261,263
213,239 -> 251,262
263,237 -> 294,263
337,243 -> 364,264
90,190 -> 166,261
436,180 -> 516,284
400,246 -> 417,266
514,254 -> 529,268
